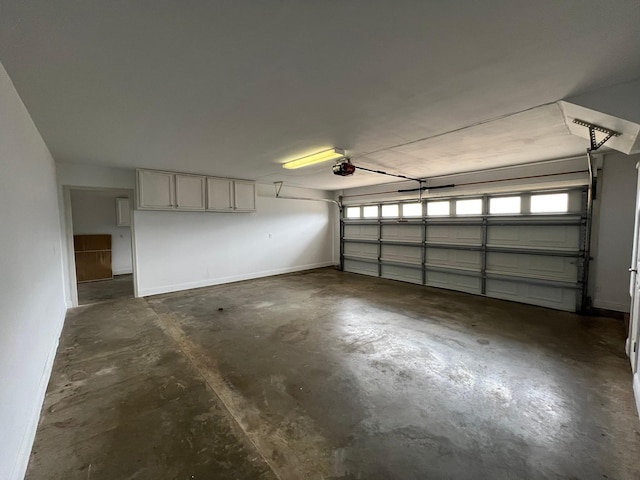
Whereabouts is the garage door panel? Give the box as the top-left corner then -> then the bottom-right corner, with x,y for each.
344,224 -> 378,240
381,244 -> 421,264
381,224 -> 422,242
381,265 -> 422,284
426,271 -> 481,294
486,253 -> 578,282
344,259 -> 378,277
344,242 -> 378,259
487,225 -> 580,250
427,225 -> 482,245
486,279 -> 576,311
426,249 -> 481,270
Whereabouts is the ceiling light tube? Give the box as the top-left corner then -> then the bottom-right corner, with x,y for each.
282,148 -> 345,169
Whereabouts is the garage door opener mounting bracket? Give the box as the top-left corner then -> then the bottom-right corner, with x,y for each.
572,119 -> 620,152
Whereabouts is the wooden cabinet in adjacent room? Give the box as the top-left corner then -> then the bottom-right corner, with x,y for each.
74,234 -> 112,282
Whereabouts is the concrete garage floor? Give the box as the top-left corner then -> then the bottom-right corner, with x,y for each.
27,268 -> 640,479
77,274 -> 134,305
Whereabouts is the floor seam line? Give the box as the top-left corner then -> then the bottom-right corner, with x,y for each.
142,298 -> 284,480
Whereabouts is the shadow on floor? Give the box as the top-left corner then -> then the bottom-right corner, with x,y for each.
77,274 -> 134,305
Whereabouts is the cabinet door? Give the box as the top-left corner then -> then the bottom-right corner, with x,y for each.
234,180 -> 256,212
115,198 -> 131,226
176,174 -> 206,211
207,177 -> 234,211
138,170 -> 175,209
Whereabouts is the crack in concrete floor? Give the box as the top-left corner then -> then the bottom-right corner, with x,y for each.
152,308 -> 332,480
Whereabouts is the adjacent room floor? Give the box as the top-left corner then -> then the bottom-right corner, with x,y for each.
77,274 -> 134,305
27,268 -> 640,479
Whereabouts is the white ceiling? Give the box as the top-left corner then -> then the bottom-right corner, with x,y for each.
1,1 -> 640,190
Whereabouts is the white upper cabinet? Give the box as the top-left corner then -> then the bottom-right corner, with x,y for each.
115,197 -> 131,226
206,177 -> 234,212
234,180 -> 257,212
137,169 -> 255,213
176,174 -> 206,211
138,169 -> 205,211
207,178 -> 256,212
138,170 -> 175,209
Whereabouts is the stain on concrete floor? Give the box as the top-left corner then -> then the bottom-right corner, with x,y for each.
28,268 -> 640,480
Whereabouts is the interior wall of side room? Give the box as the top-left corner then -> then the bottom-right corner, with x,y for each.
70,189 -> 133,275
0,62 -> 67,480
591,151 -> 640,313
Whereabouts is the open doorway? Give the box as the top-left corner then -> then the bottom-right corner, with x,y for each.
66,187 -> 136,306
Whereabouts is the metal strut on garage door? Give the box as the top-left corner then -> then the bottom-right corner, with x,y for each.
340,188 -> 589,312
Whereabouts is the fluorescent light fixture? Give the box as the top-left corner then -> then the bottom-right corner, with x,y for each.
282,148 -> 345,169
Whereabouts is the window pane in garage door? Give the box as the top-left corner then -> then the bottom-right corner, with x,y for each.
531,193 -> 568,213
427,201 -> 450,216
403,203 -> 423,217
346,207 -> 361,218
490,196 -> 521,214
456,198 -> 482,215
363,205 -> 378,218
381,204 -> 399,217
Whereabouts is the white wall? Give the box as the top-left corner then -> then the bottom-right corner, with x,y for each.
70,190 -> 133,275
135,184 -> 335,296
591,152 -> 640,312
0,62 -> 67,480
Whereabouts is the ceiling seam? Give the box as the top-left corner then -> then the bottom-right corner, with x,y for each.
354,101 -> 559,160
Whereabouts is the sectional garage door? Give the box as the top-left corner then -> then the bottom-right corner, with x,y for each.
341,188 -> 588,312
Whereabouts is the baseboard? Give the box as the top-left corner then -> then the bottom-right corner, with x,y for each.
634,373 -> 640,421
592,299 -> 631,313
589,307 -> 626,320
138,261 -> 334,297
112,268 -> 133,276
9,303 -> 67,480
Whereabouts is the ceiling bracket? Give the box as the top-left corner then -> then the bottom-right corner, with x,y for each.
274,181 -> 284,197
572,118 -> 621,151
